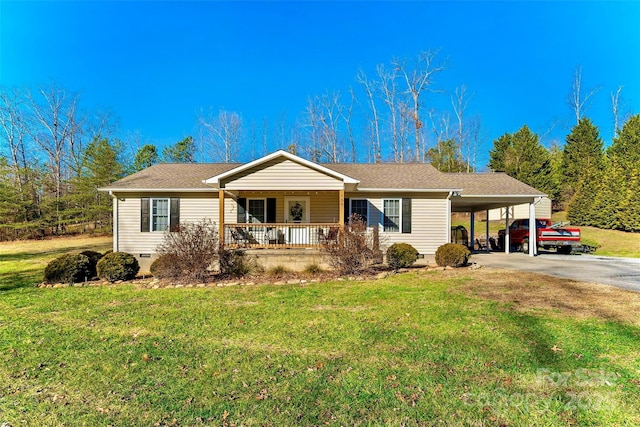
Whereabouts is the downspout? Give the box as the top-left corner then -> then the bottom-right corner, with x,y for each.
109,191 -> 118,252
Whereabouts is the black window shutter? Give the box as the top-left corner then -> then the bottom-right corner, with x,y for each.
402,198 -> 412,234
266,198 -> 276,223
237,198 -> 247,223
170,198 -> 180,232
344,198 -> 350,223
141,198 -> 150,232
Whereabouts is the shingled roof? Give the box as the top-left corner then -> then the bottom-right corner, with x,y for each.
324,163 -> 458,190
102,153 -> 545,197
443,172 -> 546,196
102,163 -> 239,190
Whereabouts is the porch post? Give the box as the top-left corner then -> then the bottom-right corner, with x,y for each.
469,212 -> 475,250
219,189 -> 225,246
529,201 -> 536,256
505,206 -> 510,254
485,210 -> 490,253
338,189 -> 345,225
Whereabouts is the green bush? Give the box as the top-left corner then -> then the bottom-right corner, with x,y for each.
218,248 -> 256,277
435,243 -> 471,268
96,252 -> 140,282
150,254 -> 181,279
44,253 -> 92,284
79,250 -> 104,278
386,243 -> 419,271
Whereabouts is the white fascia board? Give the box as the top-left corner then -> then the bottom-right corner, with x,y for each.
99,187 -> 218,193
459,194 -> 547,198
356,187 -> 462,193
203,150 -> 359,185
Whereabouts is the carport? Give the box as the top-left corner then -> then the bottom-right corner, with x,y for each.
445,172 -> 547,256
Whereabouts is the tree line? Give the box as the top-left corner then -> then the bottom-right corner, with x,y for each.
488,114 -> 640,232
1,54 -> 637,239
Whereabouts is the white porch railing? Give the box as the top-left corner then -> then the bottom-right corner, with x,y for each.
223,223 -> 341,249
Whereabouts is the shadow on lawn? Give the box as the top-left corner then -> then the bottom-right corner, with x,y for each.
0,271 -> 41,291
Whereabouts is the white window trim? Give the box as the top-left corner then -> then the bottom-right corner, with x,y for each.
246,198 -> 267,224
151,198 -> 170,232
349,198 -> 369,225
382,198 -> 402,233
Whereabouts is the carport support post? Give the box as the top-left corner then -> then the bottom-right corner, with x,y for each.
529,202 -> 537,256
469,212 -> 475,249
485,210 -> 490,253
505,207 -> 510,254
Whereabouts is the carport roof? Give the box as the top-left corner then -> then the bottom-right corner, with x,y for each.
444,172 -> 547,212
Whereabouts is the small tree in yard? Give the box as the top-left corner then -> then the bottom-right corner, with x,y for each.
155,220 -> 219,282
322,214 -> 376,275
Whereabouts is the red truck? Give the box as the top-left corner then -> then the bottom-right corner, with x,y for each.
498,218 -> 581,254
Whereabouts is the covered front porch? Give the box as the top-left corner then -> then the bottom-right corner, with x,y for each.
217,189 -> 346,249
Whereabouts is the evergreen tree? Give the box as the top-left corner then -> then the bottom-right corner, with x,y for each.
162,136 -> 195,163
488,133 -> 512,172
425,139 -> 471,172
133,144 -> 159,172
607,115 -> 640,231
68,138 -> 124,231
489,125 -> 557,200
562,118 -> 604,224
591,156 -> 625,230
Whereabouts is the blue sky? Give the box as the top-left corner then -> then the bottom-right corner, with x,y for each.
2,1 -> 639,167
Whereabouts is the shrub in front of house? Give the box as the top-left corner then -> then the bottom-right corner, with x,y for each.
435,243 -> 471,268
79,250 -> 104,278
321,214 -> 376,275
386,243 -> 419,271
156,220 -> 218,282
149,254 -> 182,279
218,248 -> 257,277
44,253 -> 92,284
97,252 -> 140,282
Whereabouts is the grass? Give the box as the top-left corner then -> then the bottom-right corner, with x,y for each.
0,235 -> 112,291
1,236 -> 639,425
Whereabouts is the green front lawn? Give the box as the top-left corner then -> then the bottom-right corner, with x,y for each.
2,273 -> 639,425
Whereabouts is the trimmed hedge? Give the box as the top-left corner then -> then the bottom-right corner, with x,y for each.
44,253 -> 91,284
386,243 -> 419,271
79,250 -> 104,278
96,252 -> 139,282
435,243 -> 471,268
150,254 -> 182,279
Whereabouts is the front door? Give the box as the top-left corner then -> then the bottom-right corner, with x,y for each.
284,197 -> 310,223
284,197 -> 310,244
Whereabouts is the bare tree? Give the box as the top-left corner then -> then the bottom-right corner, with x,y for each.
304,92 -> 346,163
377,64 -> 404,162
338,87 -> 358,162
197,108 -> 243,162
394,50 -> 446,161
25,83 -> 83,232
0,88 -> 31,189
611,85 -> 624,138
568,66 -> 600,125
451,85 -> 472,169
356,69 -> 382,162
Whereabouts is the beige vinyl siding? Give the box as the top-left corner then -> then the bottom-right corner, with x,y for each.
224,191 -> 340,223
352,192 -> 449,255
222,159 -> 343,190
116,192 -> 219,256
487,196 -> 552,221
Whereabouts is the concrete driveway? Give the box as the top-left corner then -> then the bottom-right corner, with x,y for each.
472,252 -> 640,292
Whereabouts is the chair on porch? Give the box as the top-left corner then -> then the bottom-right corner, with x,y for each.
317,226 -> 340,244
231,227 -> 253,247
